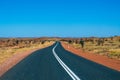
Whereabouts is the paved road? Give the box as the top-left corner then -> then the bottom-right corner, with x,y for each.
0,42 -> 120,80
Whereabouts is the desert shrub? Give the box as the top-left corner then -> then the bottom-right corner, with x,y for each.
41,40 -> 45,44
68,40 -> 72,44
97,39 -> 104,46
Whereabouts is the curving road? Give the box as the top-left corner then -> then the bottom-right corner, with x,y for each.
0,42 -> 120,80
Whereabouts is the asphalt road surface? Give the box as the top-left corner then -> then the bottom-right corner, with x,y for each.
1,42 -> 120,80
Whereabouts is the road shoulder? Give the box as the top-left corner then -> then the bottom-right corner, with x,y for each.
61,42 -> 120,72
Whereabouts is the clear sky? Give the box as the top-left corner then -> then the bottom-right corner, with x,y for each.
0,0 -> 120,37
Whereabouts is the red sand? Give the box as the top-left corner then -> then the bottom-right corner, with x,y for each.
61,42 -> 120,71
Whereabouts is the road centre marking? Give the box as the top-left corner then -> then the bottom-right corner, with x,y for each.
52,43 -> 81,80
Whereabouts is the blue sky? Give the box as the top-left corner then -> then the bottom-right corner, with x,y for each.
0,0 -> 120,37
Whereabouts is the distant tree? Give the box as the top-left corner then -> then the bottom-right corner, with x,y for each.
75,40 -> 78,44
79,39 -> 85,48
105,38 -> 108,41
15,40 -> 19,45
41,40 -> 45,44
68,40 -> 72,44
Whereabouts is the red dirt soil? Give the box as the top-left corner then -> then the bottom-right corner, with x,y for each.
61,42 -> 120,71
0,43 -> 120,77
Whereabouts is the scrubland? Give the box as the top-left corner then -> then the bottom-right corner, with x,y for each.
0,38 -> 54,64
61,36 -> 120,60
0,36 -> 120,65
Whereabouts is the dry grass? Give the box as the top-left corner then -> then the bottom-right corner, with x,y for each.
68,41 -> 120,60
0,41 -> 54,64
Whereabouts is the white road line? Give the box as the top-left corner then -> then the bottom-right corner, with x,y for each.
52,43 -> 81,80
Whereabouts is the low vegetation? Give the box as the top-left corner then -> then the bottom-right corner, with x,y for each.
0,36 -> 120,65
0,38 -> 55,65
61,36 -> 120,60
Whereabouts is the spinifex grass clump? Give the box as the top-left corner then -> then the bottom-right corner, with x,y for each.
109,49 -> 120,59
